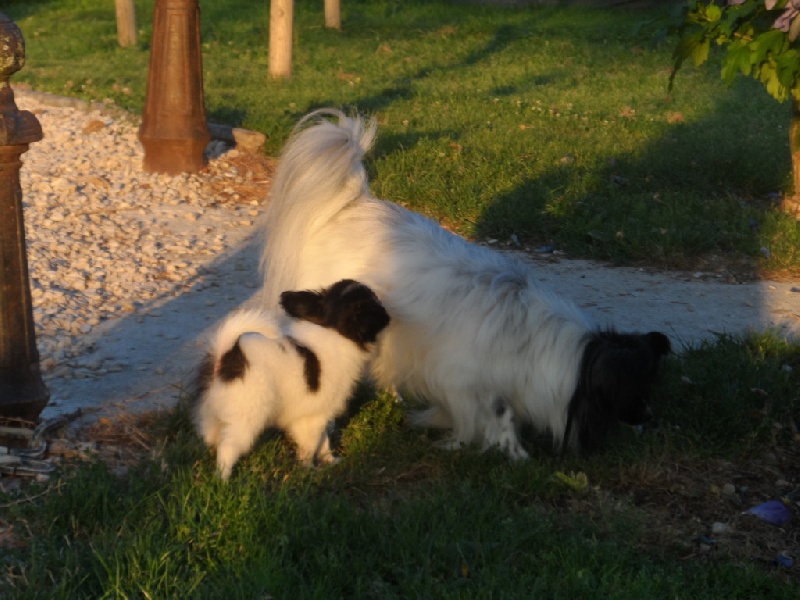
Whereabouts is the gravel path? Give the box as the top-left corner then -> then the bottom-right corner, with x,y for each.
16,88 -> 271,421
13,88 -> 800,423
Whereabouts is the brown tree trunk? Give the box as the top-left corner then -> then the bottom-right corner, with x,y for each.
325,0 -> 341,29
783,96 -> 800,217
269,0 -> 293,79
115,0 -> 137,47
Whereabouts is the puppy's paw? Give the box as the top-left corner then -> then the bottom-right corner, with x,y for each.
316,452 -> 341,466
217,460 -> 233,481
216,444 -> 241,481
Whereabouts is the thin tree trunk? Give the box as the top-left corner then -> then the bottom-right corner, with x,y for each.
784,96 -> 800,217
115,0 -> 137,47
325,0 -> 341,29
269,0 -> 293,79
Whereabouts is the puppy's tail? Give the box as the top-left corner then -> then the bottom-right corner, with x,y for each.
260,109 -> 377,308
208,309 -> 281,363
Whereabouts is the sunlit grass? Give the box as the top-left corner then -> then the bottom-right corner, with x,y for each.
7,0 -> 800,271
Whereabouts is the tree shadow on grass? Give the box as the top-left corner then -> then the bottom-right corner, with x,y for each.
474,80 -> 791,270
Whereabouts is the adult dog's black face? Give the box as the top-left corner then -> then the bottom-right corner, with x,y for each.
280,279 -> 391,349
569,330 -> 671,451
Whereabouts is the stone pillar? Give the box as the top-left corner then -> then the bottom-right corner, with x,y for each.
0,12 -> 49,420
139,0 -> 210,174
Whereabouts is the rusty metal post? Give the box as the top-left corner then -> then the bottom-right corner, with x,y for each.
0,13 -> 49,421
139,0 -> 210,174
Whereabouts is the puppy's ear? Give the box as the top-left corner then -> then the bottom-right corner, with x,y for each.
280,290 -> 325,325
349,300 -> 390,346
646,331 -> 671,357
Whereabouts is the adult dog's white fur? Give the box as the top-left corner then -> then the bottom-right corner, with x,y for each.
259,109 -> 670,458
194,279 -> 389,480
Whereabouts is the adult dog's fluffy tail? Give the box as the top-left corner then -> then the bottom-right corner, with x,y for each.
260,109 -> 377,307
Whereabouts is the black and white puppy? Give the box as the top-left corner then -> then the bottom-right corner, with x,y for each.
194,279 -> 390,479
258,109 -> 671,459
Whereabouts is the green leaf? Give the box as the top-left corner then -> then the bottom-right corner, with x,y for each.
554,471 -> 590,493
722,40 -> 754,83
760,62 -> 789,102
775,49 -> 800,91
753,29 -> 787,65
705,4 -> 722,22
671,28 -> 708,86
691,37 -> 711,66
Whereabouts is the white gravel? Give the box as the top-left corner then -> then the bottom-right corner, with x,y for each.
12,87 -> 800,423
16,88 -> 269,420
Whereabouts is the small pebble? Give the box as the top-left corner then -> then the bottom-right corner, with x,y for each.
711,522 -> 731,535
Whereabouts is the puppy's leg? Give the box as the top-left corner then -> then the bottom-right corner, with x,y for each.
315,420 -> 343,465
482,398 -> 528,461
215,419 -> 264,480
285,414 -> 337,466
216,434 -> 252,481
314,425 -> 341,465
198,417 -> 223,449
194,401 -> 222,448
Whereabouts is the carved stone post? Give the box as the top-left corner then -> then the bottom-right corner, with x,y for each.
139,0 -> 210,174
0,13 -> 49,420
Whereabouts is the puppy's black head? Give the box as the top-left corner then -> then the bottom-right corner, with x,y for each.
280,279 -> 391,349
567,330 -> 671,451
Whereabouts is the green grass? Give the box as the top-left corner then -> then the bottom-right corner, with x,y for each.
6,0 -> 800,271
2,1 -> 800,596
2,333 -> 799,598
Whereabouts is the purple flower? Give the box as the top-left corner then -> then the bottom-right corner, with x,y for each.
745,500 -> 792,526
774,9 -> 799,30
766,0 -> 800,10
766,1 -> 800,39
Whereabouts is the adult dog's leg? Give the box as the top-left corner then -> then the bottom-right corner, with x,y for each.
481,398 -> 529,460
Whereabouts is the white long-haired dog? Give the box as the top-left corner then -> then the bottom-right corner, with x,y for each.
258,109 -> 671,459
194,279 -> 390,479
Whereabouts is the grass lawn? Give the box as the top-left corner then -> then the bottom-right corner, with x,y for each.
7,0 -> 800,273
1,0 -> 799,597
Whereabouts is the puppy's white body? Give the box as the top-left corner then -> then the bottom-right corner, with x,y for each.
195,309 -> 372,479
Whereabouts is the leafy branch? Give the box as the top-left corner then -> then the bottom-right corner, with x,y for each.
669,0 -> 800,103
